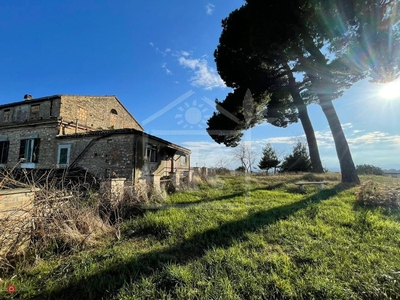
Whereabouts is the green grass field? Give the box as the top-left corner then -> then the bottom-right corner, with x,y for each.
2,174 -> 400,299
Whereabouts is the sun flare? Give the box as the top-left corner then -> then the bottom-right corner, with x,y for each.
379,82 -> 400,100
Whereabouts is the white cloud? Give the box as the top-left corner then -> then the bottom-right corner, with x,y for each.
205,3 -> 215,15
255,129 -> 400,151
178,56 -> 226,90
178,57 -> 199,69
181,51 -> 190,57
347,131 -> 400,148
341,122 -> 353,129
171,50 -> 191,58
151,43 -> 170,56
181,141 -> 235,168
260,136 -> 297,144
151,47 -> 224,89
161,62 -> 173,75
352,129 -> 365,135
314,131 -> 335,147
182,139 -> 252,169
182,141 -> 221,150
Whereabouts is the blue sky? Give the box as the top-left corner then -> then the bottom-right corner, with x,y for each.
1,1 -> 399,170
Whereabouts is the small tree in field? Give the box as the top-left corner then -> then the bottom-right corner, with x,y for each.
258,143 -> 280,175
233,142 -> 256,173
280,141 -> 312,173
214,157 -> 231,174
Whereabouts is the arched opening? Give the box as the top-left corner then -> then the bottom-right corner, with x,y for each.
110,109 -> 118,128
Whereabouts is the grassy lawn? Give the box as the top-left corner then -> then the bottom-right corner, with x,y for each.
2,174 -> 400,299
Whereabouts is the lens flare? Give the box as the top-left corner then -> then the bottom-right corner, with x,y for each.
379,82 -> 400,99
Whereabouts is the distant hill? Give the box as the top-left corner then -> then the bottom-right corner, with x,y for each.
384,169 -> 400,174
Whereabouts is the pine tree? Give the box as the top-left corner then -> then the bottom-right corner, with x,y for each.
280,142 -> 312,173
258,143 -> 280,175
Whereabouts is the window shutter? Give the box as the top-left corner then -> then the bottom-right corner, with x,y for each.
2,141 -> 9,163
33,138 -> 40,163
19,140 -> 26,160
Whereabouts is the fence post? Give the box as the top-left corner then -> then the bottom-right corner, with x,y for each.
169,172 -> 180,187
201,167 -> 208,179
100,178 -> 126,207
150,174 -> 161,191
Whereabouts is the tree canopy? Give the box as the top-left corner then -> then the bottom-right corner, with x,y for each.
208,0 -> 399,183
208,4 -> 323,172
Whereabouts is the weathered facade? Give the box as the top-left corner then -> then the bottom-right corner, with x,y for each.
56,129 -> 190,183
0,94 -> 190,184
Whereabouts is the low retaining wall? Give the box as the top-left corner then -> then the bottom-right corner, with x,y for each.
100,178 -> 126,207
0,188 -> 39,257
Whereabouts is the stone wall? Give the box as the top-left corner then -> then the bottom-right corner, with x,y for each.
61,133 -> 190,182
0,188 -> 36,217
0,97 -> 61,125
0,188 -> 38,257
59,95 -> 143,132
0,122 -> 60,169
59,133 -> 135,180
192,167 -> 215,179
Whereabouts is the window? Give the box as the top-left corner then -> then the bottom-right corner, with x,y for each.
0,140 -> 9,164
146,144 -> 157,162
110,109 -> 118,128
30,104 -> 40,120
180,155 -> 187,166
19,138 -> 40,164
3,109 -> 10,122
57,144 -> 71,166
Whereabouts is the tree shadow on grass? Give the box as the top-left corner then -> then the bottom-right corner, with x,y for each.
35,184 -> 350,300
166,178 -> 302,207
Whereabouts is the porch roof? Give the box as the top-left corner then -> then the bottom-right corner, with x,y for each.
56,128 -> 191,155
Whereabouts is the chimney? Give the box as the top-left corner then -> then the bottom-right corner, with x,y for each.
24,94 -> 33,100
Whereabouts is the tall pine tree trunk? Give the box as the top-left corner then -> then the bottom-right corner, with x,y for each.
319,100 -> 360,183
285,63 -> 324,173
296,104 -> 324,173
302,37 -> 360,184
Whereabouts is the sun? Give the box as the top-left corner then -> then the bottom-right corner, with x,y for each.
379,81 -> 400,100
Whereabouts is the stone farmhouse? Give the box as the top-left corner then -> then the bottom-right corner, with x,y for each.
0,94 -> 191,185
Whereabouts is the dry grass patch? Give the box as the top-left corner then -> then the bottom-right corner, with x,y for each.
356,180 -> 400,208
0,169 -> 115,272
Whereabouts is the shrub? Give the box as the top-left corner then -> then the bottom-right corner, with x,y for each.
280,142 -> 312,173
356,164 -> 384,175
356,181 -> 400,208
235,166 -> 246,173
215,167 -> 231,175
